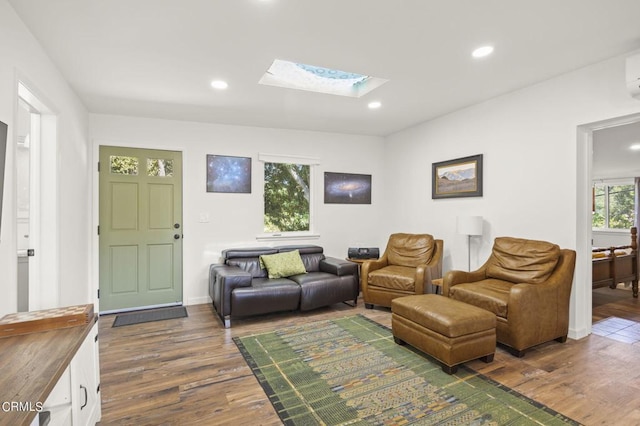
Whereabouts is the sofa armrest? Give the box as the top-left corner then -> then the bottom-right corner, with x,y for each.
209,264 -> 252,317
320,257 -> 358,276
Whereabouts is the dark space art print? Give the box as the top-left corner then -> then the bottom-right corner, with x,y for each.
207,155 -> 252,193
324,172 -> 371,204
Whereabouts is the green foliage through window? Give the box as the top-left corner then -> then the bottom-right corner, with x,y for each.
592,183 -> 635,229
110,155 -> 138,175
264,162 -> 310,233
147,159 -> 174,177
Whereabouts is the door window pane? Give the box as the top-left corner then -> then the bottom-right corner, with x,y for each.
110,156 -> 139,175
147,159 -> 174,177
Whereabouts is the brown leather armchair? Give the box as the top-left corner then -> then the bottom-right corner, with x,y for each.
443,237 -> 576,357
361,233 -> 443,309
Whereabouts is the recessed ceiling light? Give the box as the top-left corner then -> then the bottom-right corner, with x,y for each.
368,101 -> 382,109
630,143 -> 640,150
211,80 -> 228,90
472,45 -> 494,58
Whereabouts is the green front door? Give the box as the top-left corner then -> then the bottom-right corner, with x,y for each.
99,146 -> 183,313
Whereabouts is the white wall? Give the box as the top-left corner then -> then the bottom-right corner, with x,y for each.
90,115 -> 386,306
0,0 -> 91,316
383,52 -> 640,339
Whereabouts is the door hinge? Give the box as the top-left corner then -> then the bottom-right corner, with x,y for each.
97,226 -> 100,235
97,289 -> 100,299
97,161 -> 100,172
97,384 -> 100,394
95,334 -> 99,343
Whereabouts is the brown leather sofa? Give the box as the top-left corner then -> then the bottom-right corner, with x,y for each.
361,233 -> 443,309
209,245 -> 359,328
443,237 -> 576,357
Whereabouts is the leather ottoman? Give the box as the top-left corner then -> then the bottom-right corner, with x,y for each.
391,294 -> 496,374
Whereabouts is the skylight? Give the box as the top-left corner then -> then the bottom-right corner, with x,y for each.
259,59 -> 388,98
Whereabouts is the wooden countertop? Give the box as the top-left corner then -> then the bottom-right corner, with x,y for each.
0,316 -> 97,426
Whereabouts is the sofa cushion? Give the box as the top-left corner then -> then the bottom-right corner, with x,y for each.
227,257 -> 268,278
260,249 -> 307,279
448,279 -> 513,318
486,237 -> 560,284
231,278 -> 301,317
290,272 -> 356,311
387,233 -> 434,267
368,265 -> 416,292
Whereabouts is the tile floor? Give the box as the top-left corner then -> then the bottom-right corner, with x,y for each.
592,316 -> 640,344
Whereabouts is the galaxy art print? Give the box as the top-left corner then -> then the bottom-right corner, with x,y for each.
207,155 -> 251,193
324,172 -> 371,204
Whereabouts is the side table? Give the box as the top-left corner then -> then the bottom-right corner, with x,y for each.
431,278 -> 443,295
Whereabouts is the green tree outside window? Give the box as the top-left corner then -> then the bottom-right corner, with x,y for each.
592,183 -> 635,229
264,162 -> 310,233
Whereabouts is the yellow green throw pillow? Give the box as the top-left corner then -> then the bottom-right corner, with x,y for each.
259,250 -> 307,278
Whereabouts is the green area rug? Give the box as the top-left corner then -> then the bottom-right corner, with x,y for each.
234,315 -> 580,425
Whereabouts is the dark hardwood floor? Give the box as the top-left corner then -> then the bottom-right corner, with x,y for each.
98,289 -> 640,425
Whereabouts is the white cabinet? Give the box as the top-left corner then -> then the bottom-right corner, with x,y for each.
70,321 -> 101,425
32,321 -> 101,426
35,367 -> 72,426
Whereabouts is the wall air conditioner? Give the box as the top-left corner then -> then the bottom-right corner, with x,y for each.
627,53 -> 640,99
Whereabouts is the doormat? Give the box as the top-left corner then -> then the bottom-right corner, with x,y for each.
234,315 -> 580,426
112,306 -> 188,327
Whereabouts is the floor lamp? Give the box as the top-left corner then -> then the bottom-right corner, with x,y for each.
457,216 -> 483,271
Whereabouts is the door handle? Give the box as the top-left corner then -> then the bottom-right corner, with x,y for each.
80,384 -> 88,410
174,223 -> 180,229
174,234 -> 181,240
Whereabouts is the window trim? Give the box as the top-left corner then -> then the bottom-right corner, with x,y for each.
257,153 -> 320,240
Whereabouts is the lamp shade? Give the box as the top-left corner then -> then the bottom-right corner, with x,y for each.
456,216 -> 483,236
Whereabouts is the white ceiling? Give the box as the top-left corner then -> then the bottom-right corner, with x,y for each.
8,0 -> 640,136
593,121 -> 640,180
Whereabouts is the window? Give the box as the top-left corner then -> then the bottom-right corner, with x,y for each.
264,162 -> 310,233
258,59 -> 388,98
147,158 -> 174,177
592,181 -> 635,230
259,153 -> 319,238
110,155 -> 138,175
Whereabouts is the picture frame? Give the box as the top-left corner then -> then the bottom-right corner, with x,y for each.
206,154 -> 252,193
432,154 -> 483,199
324,172 -> 372,204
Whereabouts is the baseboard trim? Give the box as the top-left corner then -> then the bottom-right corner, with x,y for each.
186,296 -> 211,305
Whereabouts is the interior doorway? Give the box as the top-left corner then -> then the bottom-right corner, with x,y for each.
578,112 -> 640,337
16,82 -> 58,312
590,119 -> 640,331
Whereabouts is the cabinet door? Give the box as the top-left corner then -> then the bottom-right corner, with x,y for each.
71,322 -> 101,425
32,367 -> 72,426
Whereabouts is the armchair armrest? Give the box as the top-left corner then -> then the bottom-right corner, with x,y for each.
360,257 -> 389,291
442,269 -> 487,296
508,249 -> 576,344
209,264 -> 252,317
415,239 -> 444,294
320,257 -> 358,276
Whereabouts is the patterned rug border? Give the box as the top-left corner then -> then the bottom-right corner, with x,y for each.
233,314 -> 581,425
